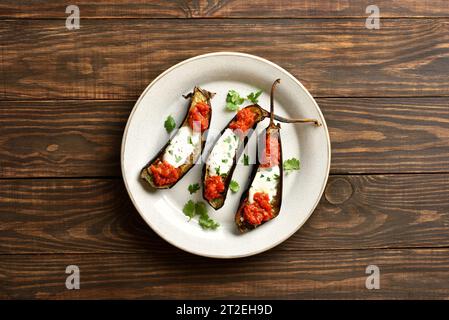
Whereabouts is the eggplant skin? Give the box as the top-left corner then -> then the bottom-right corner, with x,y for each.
140,86 -> 214,189
235,125 -> 283,233
202,105 -> 269,210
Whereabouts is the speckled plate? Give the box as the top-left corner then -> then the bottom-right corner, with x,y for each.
121,52 -> 330,258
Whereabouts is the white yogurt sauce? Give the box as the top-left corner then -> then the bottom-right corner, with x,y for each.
163,126 -> 200,168
248,166 -> 280,203
206,128 -> 239,176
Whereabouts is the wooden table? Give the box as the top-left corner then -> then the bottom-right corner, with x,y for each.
1,0 -> 449,299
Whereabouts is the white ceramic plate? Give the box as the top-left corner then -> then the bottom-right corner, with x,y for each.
121,52 -> 330,258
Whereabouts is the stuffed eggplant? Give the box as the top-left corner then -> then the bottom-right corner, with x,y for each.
202,105 -> 270,209
235,79 -> 284,232
141,86 -> 214,189
202,88 -> 320,210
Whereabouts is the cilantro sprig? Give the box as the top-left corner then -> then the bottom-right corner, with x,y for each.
283,158 -> 300,173
188,183 -> 200,194
247,90 -> 263,103
182,200 -> 219,230
226,90 -> 245,111
242,154 -> 250,166
182,200 -> 196,220
225,89 -> 263,111
164,115 -> 176,133
230,180 -> 240,193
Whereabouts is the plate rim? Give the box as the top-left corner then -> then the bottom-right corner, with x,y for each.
121,51 -> 331,258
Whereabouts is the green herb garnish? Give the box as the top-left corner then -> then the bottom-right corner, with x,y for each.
230,180 -> 240,193
226,90 -> 245,111
164,115 -> 176,133
273,174 -> 280,180
183,200 -> 219,230
187,136 -> 193,145
182,200 -> 196,220
222,159 -> 228,163
215,167 -> 221,175
283,158 -> 300,173
247,90 -> 263,103
188,183 -> 200,194
195,201 -> 208,216
199,213 -> 220,230
243,154 -> 250,166
175,155 -> 182,163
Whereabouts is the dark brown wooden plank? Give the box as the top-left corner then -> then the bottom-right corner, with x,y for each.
0,100 -> 131,178
1,0 -> 449,18
321,98 -> 449,174
1,98 -> 448,178
1,175 -> 449,254
2,19 -> 449,99
1,249 -> 449,299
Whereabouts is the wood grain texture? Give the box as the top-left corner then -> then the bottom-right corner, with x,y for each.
2,19 -> 449,100
1,249 -> 449,299
0,100 -> 130,177
321,98 -> 449,174
1,98 -> 448,178
1,175 -> 449,254
1,0 -> 449,18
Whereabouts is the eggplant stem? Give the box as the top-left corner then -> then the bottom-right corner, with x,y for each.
270,79 -> 281,126
273,114 -> 322,126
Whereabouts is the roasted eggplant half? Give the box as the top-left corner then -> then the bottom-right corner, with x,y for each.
141,86 -> 214,189
235,79 -> 284,232
202,105 -> 269,209
235,124 -> 283,232
202,89 -> 320,210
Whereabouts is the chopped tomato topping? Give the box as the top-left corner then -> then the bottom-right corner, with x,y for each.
229,108 -> 257,134
243,192 -> 273,225
204,175 -> 225,201
188,101 -> 210,132
149,161 -> 181,186
260,132 -> 280,168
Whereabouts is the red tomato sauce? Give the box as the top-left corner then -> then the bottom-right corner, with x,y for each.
149,161 -> 181,186
260,133 -> 280,168
204,175 -> 225,201
229,108 -> 257,134
188,101 -> 210,132
243,192 -> 273,225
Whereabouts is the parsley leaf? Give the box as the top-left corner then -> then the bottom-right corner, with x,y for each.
243,154 -> 250,166
187,136 -> 193,145
175,155 -> 182,163
195,201 -> 208,217
164,115 -> 176,133
230,180 -> 240,193
199,214 -> 220,230
188,183 -> 200,194
283,158 -> 300,173
196,201 -> 220,230
182,200 -> 196,220
226,90 -> 245,111
183,200 -> 219,229
226,102 -> 240,111
247,90 -> 263,103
